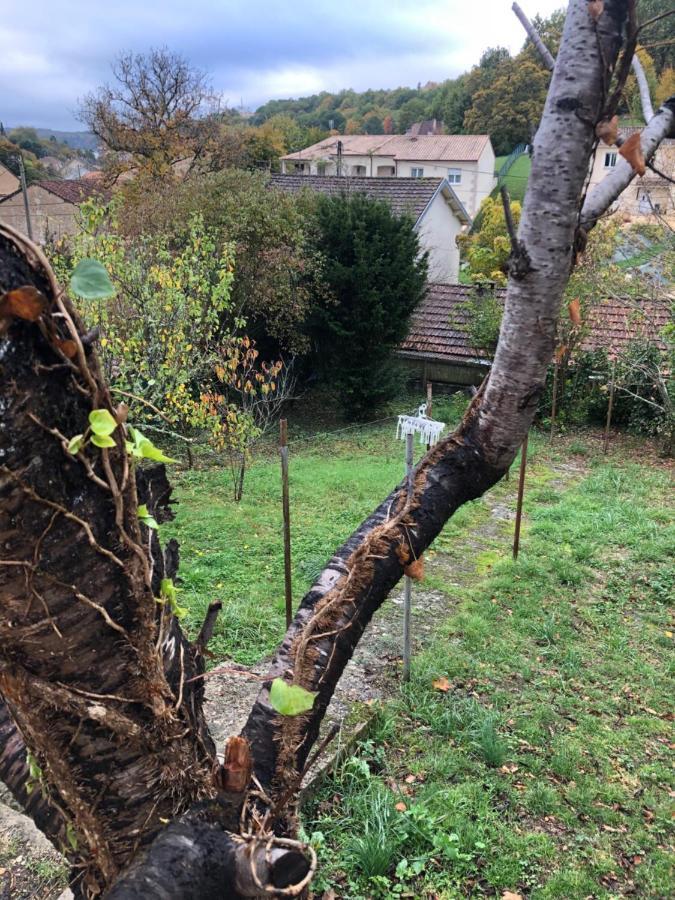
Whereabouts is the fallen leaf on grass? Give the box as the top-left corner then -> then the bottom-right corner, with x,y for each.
432,676 -> 451,692
500,763 -> 519,774
502,892 -> 523,900
395,801 -> 407,812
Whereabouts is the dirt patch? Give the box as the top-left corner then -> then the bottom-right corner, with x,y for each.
0,803 -> 67,900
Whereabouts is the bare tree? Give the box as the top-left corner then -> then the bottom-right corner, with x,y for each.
2,2 -> 674,897
79,48 -> 219,177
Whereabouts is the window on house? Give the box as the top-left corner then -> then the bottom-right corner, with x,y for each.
411,167 -> 424,178
317,163 -> 327,176
352,165 -> 366,176
447,168 -> 462,184
604,152 -> 617,168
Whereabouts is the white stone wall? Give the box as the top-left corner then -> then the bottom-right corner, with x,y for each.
416,190 -> 462,284
0,186 -> 78,243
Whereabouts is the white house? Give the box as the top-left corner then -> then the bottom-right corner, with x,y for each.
270,174 -> 471,284
588,126 -> 674,219
280,134 -> 496,217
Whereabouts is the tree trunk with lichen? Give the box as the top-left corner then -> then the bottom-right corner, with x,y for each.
1,2 -> 673,896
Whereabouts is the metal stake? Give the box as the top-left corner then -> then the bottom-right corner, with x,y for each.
402,432 -> 414,682
279,419 -> 293,628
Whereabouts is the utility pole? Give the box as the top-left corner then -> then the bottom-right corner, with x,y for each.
17,154 -> 33,241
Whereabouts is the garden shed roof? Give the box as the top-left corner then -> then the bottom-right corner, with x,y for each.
398,284 -> 672,368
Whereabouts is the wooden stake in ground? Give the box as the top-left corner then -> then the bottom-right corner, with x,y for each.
513,433 -> 529,560
550,359 -> 559,442
280,418 -> 293,627
603,361 -> 616,455
402,431 -> 414,682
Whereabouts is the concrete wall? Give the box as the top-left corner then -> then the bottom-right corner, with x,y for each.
416,190 -> 462,284
0,186 -> 78,242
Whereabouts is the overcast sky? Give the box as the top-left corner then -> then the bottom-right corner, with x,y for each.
1,0 -> 564,131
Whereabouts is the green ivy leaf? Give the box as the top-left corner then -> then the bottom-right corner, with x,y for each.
89,409 -> 117,437
67,434 -> 85,455
126,426 -> 176,463
65,823 -> 78,851
269,678 -> 317,717
91,433 -> 116,448
138,503 -> 159,529
70,258 -> 115,301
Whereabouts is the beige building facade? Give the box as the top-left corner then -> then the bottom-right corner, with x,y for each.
281,135 -> 495,217
0,179 -> 104,243
588,129 -> 674,220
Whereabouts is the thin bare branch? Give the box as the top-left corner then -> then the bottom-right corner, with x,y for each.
512,2 -> 555,70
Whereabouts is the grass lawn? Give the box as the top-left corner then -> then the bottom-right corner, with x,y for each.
494,154 -> 532,202
302,455 -> 674,899
163,402 -> 673,898
164,394 -> 466,664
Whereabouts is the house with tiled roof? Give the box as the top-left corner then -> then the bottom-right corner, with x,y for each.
398,283 -> 672,385
0,176 -> 107,243
280,134 -> 495,216
270,174 -> 471,284
0,162 -> 19,198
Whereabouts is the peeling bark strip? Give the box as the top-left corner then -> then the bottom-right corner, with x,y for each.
0,226 -> 216,897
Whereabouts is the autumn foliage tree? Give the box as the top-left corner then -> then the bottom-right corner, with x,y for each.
79,48 -> 219,178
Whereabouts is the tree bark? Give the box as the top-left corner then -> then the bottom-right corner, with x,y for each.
242,0 -> 634,809
0,226 -> 217,897
631,54 -> 654,122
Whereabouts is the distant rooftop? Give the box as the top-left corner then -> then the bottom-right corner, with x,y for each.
399,284 -> 671,367
269,174 -> 471,225
281,134 -> 492,163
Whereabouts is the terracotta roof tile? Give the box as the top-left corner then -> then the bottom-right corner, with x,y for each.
399,284 -> 672,366
269,174 -> 445,221
37,178 -> 107,205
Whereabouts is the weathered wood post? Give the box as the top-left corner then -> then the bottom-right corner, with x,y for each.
603,361 -> 616,455
279,419 -> 293,628
512,433 -> 529,560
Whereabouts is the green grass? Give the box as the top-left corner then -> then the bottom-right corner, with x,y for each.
495,153 -> 532,202
164,393 -> 467,663
302,458 -> 675,899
